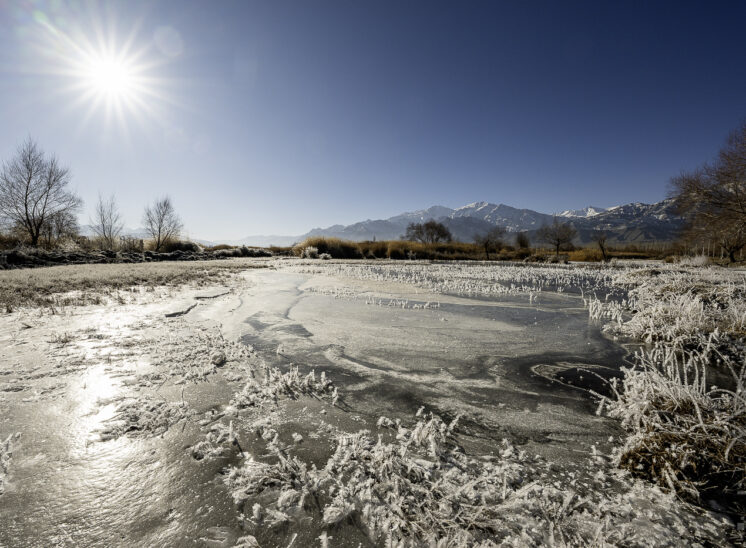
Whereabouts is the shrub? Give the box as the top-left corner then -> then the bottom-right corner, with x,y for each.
239,246 -> 272,257
119,236 -> 144,253
205,244 -> 235,252
319,253 -> 332,260
301,246 -> 319,259
677,254 -> 710,267
0,232 -> 25,251
214,248 -> 243,258
293,237 -> 362,259
160,239 -> 203,253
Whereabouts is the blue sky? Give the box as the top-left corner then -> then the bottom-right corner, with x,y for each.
1,0 -> 745,240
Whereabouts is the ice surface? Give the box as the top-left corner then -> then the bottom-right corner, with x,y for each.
0,261 -> 740,546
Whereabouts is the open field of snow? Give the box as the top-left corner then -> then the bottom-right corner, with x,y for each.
0,258 -> 742,546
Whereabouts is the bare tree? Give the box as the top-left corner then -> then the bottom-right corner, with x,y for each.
593,230 -> 609,261
143,196 -> 182,251
0,138 -> 82,246
536,218 -> 577,256
404,222 -> 425,242
474,226 -> 506,260
404,220 -> 452,243
680,215 -> 746,263
671,122 -> 746,262
40,209 -> 79,247
91,193 -> 124,250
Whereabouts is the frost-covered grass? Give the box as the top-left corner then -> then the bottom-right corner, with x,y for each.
231,364 -> 338,409
149,326 -> 255,385
191,421 -> 241,460
676,255 -> 711,267
599,343 -> 745,504
0,258 -> 266,311
98,395 -> 194,440
225,410 -> 730,546
288,260 -> 629,300
589,265 -> 746,516
591,266 -> 746,348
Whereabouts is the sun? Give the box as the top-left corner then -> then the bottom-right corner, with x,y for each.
85,54 -> 135,99
64,42 -> 167,132
18,3 -> 174,135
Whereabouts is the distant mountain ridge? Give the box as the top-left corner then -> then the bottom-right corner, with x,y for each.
113,199 -> 681,247
558,206 -> 609,218
257,198 -> 682,246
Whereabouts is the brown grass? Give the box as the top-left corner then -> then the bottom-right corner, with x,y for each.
293,237 -> 537,261
0,233 -> 25,251
0,258 -> 266,312
567,248 -> 605,262
293,237 -> 363,259
268,245 -> 294,256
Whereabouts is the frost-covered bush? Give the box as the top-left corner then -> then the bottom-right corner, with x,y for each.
677,255 -> 710,267
319,253 -> 332,260
598,340 -> 745,503
301,246 -> 319,259
590,265 -> 746,513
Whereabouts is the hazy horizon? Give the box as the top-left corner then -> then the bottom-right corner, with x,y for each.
1,1 -> 745,240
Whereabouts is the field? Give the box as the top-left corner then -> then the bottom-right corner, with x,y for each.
0,258 -> 742,546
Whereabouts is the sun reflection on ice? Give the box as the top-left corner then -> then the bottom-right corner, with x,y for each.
74,364 -> 123,448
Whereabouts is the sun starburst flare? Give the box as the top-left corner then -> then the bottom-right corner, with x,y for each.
84,53 -> 136,99
19,5 -> 176,136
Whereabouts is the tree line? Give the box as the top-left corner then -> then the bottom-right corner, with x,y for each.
0,138 -> 183,251
403,218 -> 576,259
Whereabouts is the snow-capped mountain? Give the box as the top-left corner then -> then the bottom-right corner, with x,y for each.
558,206 -> 609,218
287,198 -> 684,245
451,202 -> 553,230
387,205 -> 455,225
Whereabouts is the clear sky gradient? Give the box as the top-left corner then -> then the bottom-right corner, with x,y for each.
1,0 -> 745,240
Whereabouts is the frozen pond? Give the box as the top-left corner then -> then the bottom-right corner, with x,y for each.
238,269 -> 626,460
0,262 -> 732,547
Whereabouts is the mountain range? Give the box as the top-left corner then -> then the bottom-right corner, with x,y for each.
231,199 -> 684,247
88,199 -> 684,247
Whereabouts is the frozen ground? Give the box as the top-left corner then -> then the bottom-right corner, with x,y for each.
0,259 -> 739,546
